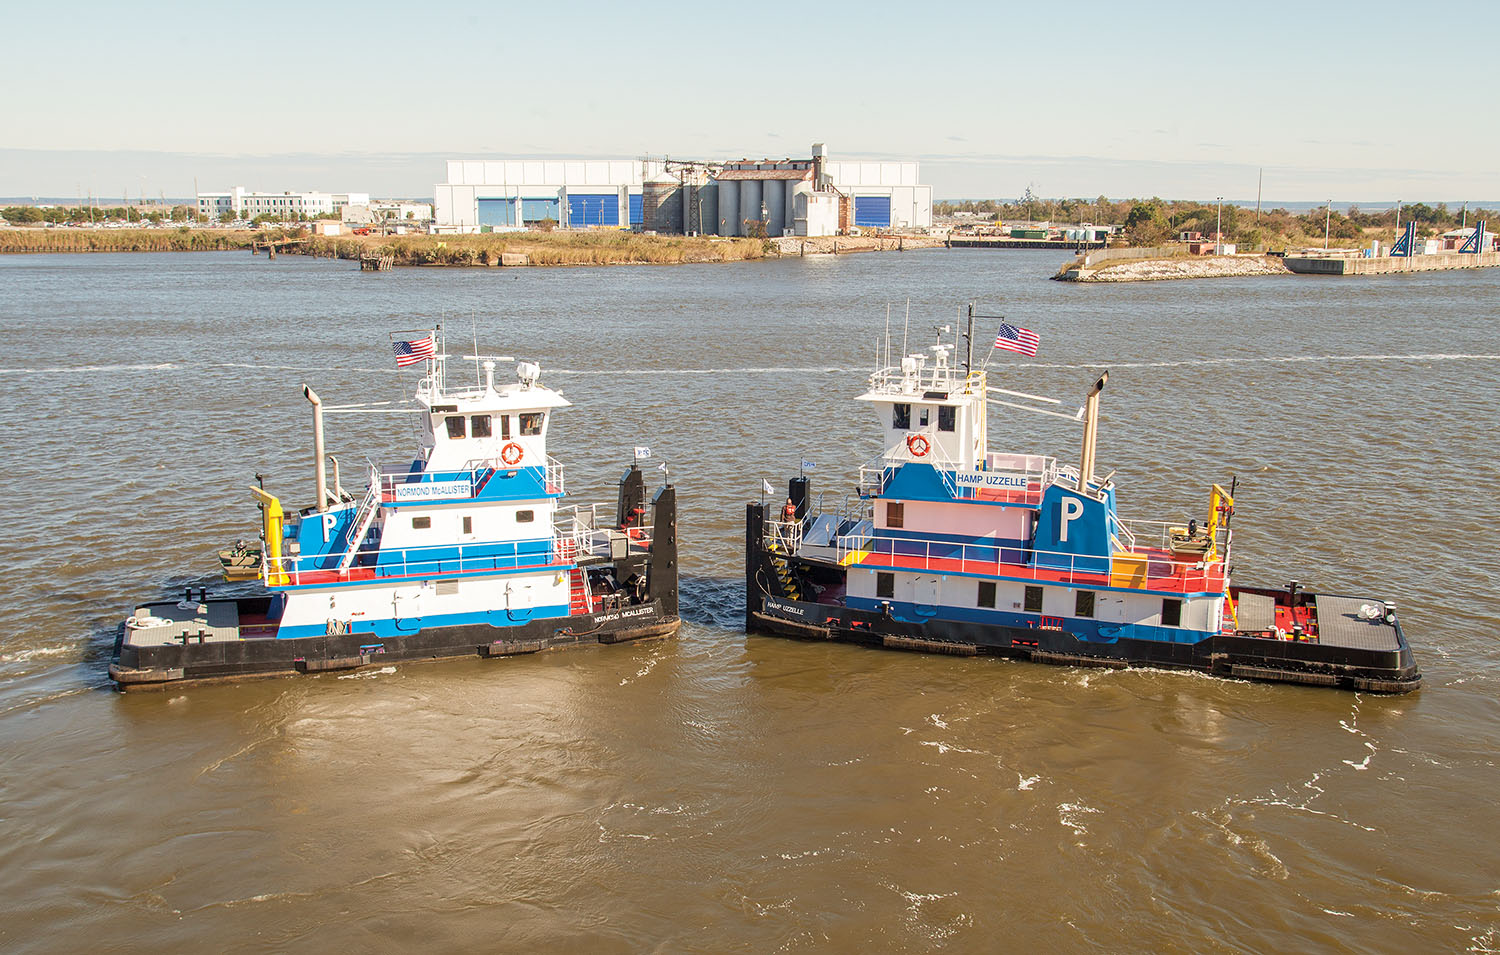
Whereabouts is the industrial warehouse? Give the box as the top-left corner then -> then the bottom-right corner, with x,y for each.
432,144 -> 932,236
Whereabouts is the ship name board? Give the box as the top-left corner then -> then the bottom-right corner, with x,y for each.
392,480 -> 471,501
955,471 -> 1029,489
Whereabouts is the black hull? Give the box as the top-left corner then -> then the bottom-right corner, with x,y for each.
745,503 -> 1420,694
747,599 -> 1419,693
110,601 -> 680,690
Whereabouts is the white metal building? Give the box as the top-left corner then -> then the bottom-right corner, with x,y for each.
432,146 -> 932,234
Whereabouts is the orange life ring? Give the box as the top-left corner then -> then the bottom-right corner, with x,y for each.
500,442 -> 524,466
906,433 -> 930,457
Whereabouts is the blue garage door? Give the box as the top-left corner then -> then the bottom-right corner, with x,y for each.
854,196 -> 891,229
628,193 -> 643,226
568,193 -> 619,227
521,198 -> 560,224
477,198 -> 517,227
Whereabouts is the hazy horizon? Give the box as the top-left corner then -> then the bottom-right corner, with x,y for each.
4,1 -> 1496,203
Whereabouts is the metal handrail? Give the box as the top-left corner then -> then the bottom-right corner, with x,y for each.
835,529 -> 1227,594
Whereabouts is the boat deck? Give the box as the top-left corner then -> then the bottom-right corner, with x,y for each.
126,600 -> 244,647
1314,594 -> 1400,651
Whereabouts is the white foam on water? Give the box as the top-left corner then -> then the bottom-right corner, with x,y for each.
337,666 -> 396,680
1017,773 -> 1041,791
927,713 -> 948,729
1017,353 -> 1500,370
1058,801 -> 1101,836
0,362 -> 176,375
0,645 -> 74,664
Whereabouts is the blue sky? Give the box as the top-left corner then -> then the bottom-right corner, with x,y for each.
3,0 -> 1495,202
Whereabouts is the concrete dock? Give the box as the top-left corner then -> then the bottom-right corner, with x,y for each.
1284,250 -> 1500,275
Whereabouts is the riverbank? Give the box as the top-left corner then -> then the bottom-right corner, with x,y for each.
0,227 -> 773,267
0,227 -> 254,253
1057,252 -> 1291,282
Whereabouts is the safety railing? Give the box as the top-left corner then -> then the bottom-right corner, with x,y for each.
835,530 -> 1228,594
763,518 -> 803,554
866,366 -> 985,399
374,454 -> 565,503
553,503 -> 653,561
265,534 -> 576,586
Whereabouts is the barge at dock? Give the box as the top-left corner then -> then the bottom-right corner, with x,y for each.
111,334 -> 679,689
745,314 -> 1420,693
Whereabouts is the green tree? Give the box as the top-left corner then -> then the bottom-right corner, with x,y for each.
219,209 -> 235,223
1122,198 -> 1169,246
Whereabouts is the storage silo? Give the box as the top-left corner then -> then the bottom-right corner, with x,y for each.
717,178 -> 739,236
740,179 -> 763,235
642,175 -> 681,233
764,179 -> 786,237
693,182 -> 718,236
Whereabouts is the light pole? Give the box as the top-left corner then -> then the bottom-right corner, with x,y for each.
1215,196 -> 1223,254
1324,199 -> 1332,249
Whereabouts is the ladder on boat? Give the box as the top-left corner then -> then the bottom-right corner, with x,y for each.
336,483 -> 381,573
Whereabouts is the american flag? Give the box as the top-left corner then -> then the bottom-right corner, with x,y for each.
393,334 -> 436,367
993,323 -> 1039,357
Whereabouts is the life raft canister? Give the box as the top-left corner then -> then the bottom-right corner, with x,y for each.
501,441 -> 524,465
906,433 -> 931,457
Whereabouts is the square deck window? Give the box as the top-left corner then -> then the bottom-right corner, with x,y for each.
412,516 -> 431,529
1024,585 -> 1044,613
519,413 -> 543,436
886,502 -> 904,528
876,572 -> 895,598
470,415 -> 492,438
977,580 -> 996,608
938,405 -> 955,432
1076,591 -> 1095,618
516,509 -> 535,523
445,416 -> 465,439
1162,598 -> 1182,627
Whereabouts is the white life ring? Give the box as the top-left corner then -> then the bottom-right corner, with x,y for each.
501,442 -> 524,466
906,433 -> 931,457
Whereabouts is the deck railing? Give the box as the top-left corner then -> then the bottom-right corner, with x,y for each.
376,454 -> 565,503
834,529 -> 1227,594
267,533 -> 581,586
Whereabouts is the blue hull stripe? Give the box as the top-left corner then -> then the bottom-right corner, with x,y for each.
276,602 -> 572,639
846,596 -> 1212,646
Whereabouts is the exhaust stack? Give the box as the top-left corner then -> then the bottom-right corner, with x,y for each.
1078,372 -> 1108,493
303,384 -> 327,513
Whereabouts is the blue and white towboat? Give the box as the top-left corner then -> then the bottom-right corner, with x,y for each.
746,315 -> 1420,693
112,334 -> 679,689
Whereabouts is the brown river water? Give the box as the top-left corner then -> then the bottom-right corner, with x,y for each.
1,250 -> 1497,952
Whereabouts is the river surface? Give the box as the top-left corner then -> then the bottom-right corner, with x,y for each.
1,249 -> 1497,952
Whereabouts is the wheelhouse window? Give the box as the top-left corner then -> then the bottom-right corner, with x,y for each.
1162,598 -> 1183,627
938,405 -> 956,432
1024,585 -> 1044,613
516,509 -> 535,523
519,413 -> 543,436
918,407 -> 930,427
977,580 -> 996,608
886,502 -> 904,528
876,572 -> 895,598
1075,591 -> 1096,618
499,415 -> 511,439
470,415 -> 492,438
445,416 -> 466,439
892,403 -> 911,429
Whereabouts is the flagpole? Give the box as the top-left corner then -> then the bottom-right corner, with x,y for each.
979,317 -> 1002,374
